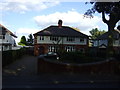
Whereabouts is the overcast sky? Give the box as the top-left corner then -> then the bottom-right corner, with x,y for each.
1,0 -> 119,43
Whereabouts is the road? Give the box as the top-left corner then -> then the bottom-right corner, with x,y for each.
2,55 -> 120,88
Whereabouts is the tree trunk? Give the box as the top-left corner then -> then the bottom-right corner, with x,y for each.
107,23 -> 115,57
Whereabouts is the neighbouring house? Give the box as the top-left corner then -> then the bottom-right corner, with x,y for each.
33,20 -> 89,56
0,24 -> 17,51
93,29 -> 120,53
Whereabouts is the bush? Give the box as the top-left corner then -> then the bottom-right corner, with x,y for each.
2,48 -> 27,67
58,51 -> 105,64
18,42 -> 26,46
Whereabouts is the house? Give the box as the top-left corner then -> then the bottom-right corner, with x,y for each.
93,29 -> 120,53
33,20 -> 89,56
0,24 -> 17,51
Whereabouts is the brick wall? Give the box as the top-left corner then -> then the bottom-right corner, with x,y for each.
37,57 -> 120,75
34,44 -> 88,56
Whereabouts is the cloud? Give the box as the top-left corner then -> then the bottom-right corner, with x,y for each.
15,28 -> 40,43
0,0 -> 59,13
17,28 -> 39,34
34,10 -> 101,35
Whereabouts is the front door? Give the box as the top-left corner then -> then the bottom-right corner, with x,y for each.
39,46 -> 45,55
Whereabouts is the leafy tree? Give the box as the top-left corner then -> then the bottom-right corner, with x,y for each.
84,1 -> 120,57
89,28 -> 106,39
27,34 -> 33,45
19,36 -> 27,46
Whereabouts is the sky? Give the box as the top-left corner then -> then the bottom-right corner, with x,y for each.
1,0 -> 120,43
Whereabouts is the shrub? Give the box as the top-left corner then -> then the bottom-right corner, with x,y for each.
2,48 -> 27,67
58,51 -> 105,64
18,42 -> 26,46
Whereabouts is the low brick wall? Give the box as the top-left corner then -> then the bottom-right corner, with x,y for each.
37,57 -> 120,75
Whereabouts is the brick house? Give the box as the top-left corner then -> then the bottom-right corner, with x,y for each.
33,20 -> 89,56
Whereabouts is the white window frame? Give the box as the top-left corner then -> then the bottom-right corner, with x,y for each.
66,37 -> 75,42
49,46 -> 59,52
50,36 -> 59,41
40,36 -> 44,40
65,46 -> 75,52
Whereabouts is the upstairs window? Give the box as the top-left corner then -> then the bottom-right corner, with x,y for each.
0,35 -> 2,39
67,37 -> 75,42
0,35 -> 5,39
50,36 -> 59,41
80,38 -> 84,42
40,36 -> 44,40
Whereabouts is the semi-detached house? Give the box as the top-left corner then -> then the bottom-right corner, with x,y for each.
33,20 -> 89,56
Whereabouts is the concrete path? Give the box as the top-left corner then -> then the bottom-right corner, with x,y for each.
2,55 -> 120,88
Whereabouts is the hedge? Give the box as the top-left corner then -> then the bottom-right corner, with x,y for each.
2,47 -> 34,67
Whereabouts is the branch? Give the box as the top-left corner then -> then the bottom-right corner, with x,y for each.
102,11 -> 108,24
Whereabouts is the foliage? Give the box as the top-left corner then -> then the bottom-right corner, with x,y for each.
19,36 -> 27,45
2,48 -> 25,67
2,47 -> 34,67
27,34 -> 33,46
18,34 -> 34,46
59,51 -> 105,64
89,28 -> 106,39
18,42 -> 26,46
84,1 -> 120,57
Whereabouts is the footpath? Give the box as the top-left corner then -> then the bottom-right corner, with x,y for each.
2,55 -> 120,88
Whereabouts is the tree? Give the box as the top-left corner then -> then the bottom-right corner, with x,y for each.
84,1 -> 120,57
89,28 -> 106,39
19,36 -> 27,46
27,34 -> 33,45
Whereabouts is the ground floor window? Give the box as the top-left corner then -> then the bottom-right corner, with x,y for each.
48,46 -> 59,52
65,46 -> 75,52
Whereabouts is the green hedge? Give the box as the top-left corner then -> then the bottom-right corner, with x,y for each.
2,48 -> 26,67
58,51 -> 105,64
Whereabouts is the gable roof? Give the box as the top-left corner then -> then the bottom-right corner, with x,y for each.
34,26 -> 88,38
96,29 -> 120,40
0,24 -> 17,38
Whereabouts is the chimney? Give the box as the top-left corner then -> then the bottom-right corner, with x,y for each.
58,19 -> 63,28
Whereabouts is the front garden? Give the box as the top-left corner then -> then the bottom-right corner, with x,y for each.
56,48 -> 120,64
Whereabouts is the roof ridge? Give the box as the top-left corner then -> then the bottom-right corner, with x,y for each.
0,24 -> 17,38
33,25 -> 88,37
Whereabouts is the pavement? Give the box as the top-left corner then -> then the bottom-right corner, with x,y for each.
2,55 -> 120,88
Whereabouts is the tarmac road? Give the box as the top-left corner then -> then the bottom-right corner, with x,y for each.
2,55 -> 120,88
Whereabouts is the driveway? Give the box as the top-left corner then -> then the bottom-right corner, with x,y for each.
3,55 -> 37,76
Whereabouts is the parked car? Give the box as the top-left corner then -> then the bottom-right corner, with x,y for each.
40,52 -> 59,60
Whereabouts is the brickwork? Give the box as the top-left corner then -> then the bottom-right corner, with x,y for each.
37,58 -> 120,74
34,43 -> 88,56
